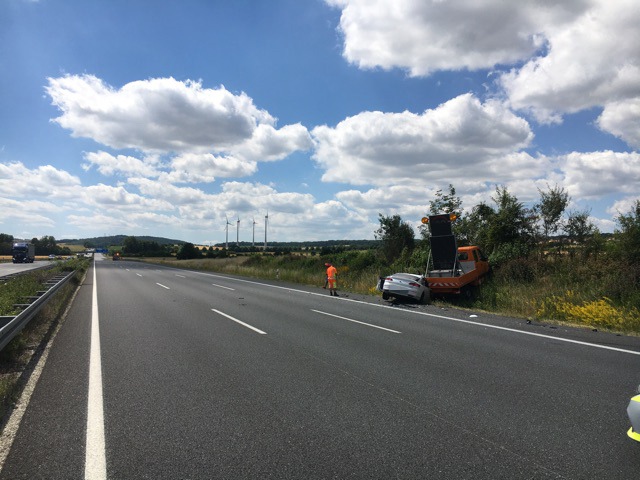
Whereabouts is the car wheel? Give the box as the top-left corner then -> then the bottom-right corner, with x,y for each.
382,292 -> 389,300
419,291 -> 432,304
421,291 -> 431,305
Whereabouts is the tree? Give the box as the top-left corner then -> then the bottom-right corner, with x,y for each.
0,233 -> 14,255
535,184 -> 570,239
458,202 -> 495,251
613,199 -> 640,263
123,236 -> 141,255
564,209 -> 595,256
484,186 -> 537,264
375,214 -> 415,264
429,184 -> 462,216
0,233 -> 14,244
32,235 -> 58,255
420,184 -> 463,240
176,242 -> 202,260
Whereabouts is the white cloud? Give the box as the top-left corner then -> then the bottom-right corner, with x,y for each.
326,0 -> 586,76
0,196 -> 57,219
0,161 -> 81,198
336,185 -> 432,217
234,123 -> 313,162
84,184 -> 174,210
597,98 -> 640,149
67,212 -> 147,233
218,182 -> 316,215
312,93 -> 533,186
0,197 -> 58,232
497,0 -> 640,124
262,200 -> 373,242
167,153 -> 257,183
47,75 -> 313,185
46,75 -> 274,152
560,151 -> 640,198
82,151 -> 161,177
607,197 -> 640,220
128,177 -> 213,206
327,0 -> 640,146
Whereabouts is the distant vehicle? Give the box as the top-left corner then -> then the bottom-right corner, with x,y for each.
12,242 -> 35,264
379,273 -> 430,304
48,254 -> 57,260
422,214 -> 490,298
628,385 -> 640,443
112,252 -> 121,261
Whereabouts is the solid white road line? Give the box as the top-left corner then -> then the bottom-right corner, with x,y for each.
212,283 -> 235,291
211,309 -> 267,335
156,283 -> 170,290
85,261 -> 107,480
311,309 -> 401,334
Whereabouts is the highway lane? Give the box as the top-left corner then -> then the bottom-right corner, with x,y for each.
1,256 -> 639,479
0,260 -> 51,278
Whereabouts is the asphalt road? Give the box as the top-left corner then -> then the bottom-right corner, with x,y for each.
0,260 -> 50,278
1,255 -> 639,479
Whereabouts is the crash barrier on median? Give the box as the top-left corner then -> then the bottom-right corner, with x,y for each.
0,270 -> 76,352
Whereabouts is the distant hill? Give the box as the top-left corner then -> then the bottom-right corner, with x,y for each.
59,235 -> 186,248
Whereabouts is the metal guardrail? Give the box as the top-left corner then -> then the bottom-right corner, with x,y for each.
0,270 -> 77,351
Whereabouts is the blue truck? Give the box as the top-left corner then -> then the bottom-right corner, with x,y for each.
12,242 -> 35,263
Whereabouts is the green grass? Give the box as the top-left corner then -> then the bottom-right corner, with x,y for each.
0,257 -> 90,316
0,271 -> 52,316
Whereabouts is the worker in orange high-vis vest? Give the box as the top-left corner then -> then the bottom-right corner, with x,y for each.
325,263 -> 338,296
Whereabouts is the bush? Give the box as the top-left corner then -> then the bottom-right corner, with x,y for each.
493,257 -> 537,283
488,242 -> 532,268
535,291 -> 640,332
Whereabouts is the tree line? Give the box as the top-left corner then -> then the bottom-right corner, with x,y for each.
374,184 -> 639,309
376,184 -> 637,265
0,234 -> 72,256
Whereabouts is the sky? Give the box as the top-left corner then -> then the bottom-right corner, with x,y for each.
1,0 -> 639,245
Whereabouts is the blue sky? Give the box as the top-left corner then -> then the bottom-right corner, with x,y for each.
1,0 -> 639,245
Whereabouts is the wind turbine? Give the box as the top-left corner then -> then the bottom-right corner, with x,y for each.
252,217 -> 257,248
264,211 -> 269,250
225,216 -> 232,250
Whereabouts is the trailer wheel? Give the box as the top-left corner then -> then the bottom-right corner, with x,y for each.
462,286 -> 477,301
